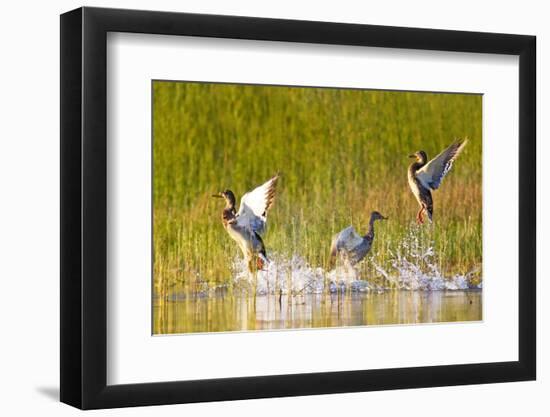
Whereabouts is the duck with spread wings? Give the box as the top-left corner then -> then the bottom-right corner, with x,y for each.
408,140 -> 468,224
213,174 -> 279,272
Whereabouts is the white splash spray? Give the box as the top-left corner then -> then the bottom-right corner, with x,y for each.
371,225 -> 479,291
228,226 -> 480,294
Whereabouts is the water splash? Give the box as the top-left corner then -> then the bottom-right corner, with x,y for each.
228,226 -> 480,294
372,257 -> 472,291
371,225 -> 480,291
232,255 -> 328,295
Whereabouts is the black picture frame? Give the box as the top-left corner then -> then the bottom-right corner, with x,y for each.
60,6 -> 536,410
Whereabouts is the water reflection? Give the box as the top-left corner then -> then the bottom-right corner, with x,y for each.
153,290 -> 482,335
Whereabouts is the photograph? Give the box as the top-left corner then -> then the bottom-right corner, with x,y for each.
152,81 -> 483,335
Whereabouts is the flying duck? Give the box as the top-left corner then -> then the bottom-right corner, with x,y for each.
329,211 -> 387,267
408,139 -> 468,224
213,174 -> 279,272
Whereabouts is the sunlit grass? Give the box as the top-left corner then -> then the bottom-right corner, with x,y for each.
153,81 -> 482,294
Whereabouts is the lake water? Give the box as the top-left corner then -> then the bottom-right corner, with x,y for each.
153,290 -> 482,335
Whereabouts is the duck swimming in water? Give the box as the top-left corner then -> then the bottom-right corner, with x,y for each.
213,174 -> 279,272
329,211 -> 387,267
408,139 -> 468,224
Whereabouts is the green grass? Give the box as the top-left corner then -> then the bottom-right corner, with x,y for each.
153,81 -> 482,294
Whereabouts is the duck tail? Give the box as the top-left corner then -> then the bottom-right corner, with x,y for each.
427,206 -> 433,223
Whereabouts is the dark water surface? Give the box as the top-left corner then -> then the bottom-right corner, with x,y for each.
153,290 -> 482,335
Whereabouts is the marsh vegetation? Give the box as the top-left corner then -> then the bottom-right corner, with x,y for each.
152,81 -> 482,333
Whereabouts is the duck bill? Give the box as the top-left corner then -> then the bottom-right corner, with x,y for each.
211,193 -> 223,198
408,154 -> 416,158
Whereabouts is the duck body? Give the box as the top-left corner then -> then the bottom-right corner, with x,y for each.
408,159 -> 433,223
330,211 -> 386,267
331,226 -> 373,266
222,205 -> 267,271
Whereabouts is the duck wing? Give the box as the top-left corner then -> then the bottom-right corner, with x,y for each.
416,139 -> 468,190
332,226 -> 364,253
235,174 -> 279,235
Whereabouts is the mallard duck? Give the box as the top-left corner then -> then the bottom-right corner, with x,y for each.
213,174 -> 279,272
329,211 -> 387,267
408,139 -> 468,224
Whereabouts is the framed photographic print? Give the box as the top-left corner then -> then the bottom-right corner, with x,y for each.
60,6 -> 536,409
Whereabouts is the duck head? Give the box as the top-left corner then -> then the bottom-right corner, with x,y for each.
409,150 -> 428,165
370,211 -> 388,222
212,189 -> 236,209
